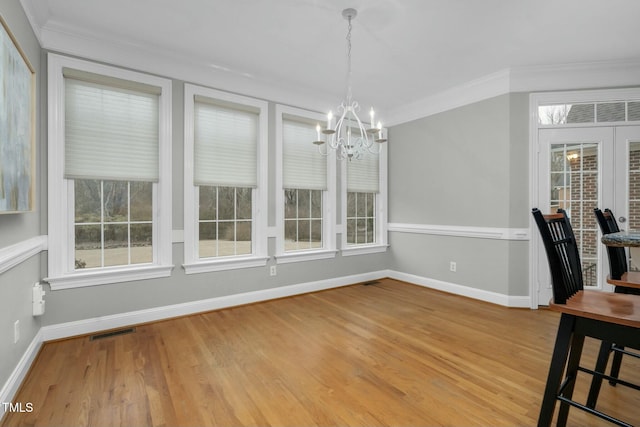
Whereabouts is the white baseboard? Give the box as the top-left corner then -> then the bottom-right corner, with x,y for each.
0,330 -> 42,419
41,270 -> 386,342
387,270 -> 531,308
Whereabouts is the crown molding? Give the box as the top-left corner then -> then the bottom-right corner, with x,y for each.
385,69 -> 512,126
386,59 -> 640,126
35,18 -> 336,115
23,6 -> 640,127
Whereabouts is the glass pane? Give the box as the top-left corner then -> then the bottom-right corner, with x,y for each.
367,217 -> 376,243
311,190 -> 322,218
298,190 -> 311,220
217,222 -> 235,256
284,219 -> 296,241
74,179 -> 101,223
366,193 -> 375,216
581,230 -> 598,287
538,105 -> 570,125
130,181 -> 152,221
629,102 -> 640,122
347,192 -> 356,217
582,145 -> 598,171
285,189 -> 297,219
199,186 -> 217,221
356,193 -> 365,216
347,219 -> 357,244
236,221 -> 252,255
597,102 -> 625,122
75,224 -> 101,269
218,187 -> 235,221
566,104 -> 594,124
550,150 -> 568,172
199,222 -> 217,258
311,220 -> 322,247
236,188 -> 252,220
104,224 -> 129,266
582,260 -> 598,287
103,181 -> 128,222
356,219 -> 366,243
130,223 -> 152,264
298,220 -> 310,242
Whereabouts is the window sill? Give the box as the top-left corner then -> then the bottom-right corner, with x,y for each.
275,249 -> 338,264
183,255 -> 269,275
46,264 -> 174,290
341,244 -> 389,257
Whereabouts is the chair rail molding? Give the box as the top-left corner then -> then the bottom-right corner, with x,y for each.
0,235 -> 48,275
388,223 -> 529,241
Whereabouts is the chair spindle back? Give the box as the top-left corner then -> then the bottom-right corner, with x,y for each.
532,208 -> 584,304
594,208 -> 627,280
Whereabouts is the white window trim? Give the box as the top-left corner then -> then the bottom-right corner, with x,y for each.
274,104 -> 337,264
46,53 -> 173,290
341,132 -> 389,256
183,84 -> 269,274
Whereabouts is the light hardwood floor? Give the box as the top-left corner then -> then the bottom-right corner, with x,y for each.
3,278 -> 640,426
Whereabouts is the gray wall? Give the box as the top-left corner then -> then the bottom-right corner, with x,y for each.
0,0 -> 43,395
387,94 -> 530,296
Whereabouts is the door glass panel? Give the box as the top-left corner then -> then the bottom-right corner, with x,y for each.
628,141 -> 640,271
550,143 -> 599,287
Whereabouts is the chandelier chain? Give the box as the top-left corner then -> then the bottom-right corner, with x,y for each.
345,15 -> 353,103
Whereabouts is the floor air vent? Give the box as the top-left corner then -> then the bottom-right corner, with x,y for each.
363,280 -> 380,286
89,327 -> 136,341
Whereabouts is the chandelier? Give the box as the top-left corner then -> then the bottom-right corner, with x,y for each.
314,8 -> 386,161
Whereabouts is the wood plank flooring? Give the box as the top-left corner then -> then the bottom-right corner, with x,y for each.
3,278 -> 640,426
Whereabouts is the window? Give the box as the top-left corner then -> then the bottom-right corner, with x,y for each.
285,189 -> 323,251
74,180 -> 153,268
346,192 -> 376,244
538,100 -> 640,125
342,135 -> 388,255
275,105 -> 336,263
183,84 -> 268,273
46,54 -> 173,289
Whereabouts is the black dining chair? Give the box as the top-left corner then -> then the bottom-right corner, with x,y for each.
532,208 -> 640,427
594,208 -> 640,291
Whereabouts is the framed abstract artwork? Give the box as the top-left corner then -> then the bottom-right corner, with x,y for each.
0,14 -> 35,213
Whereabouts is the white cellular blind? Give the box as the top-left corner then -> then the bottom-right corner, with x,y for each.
194,100 -> 258,187
347,151 -> 380,193
64,78 -> 159,182
283,119 -> 327,190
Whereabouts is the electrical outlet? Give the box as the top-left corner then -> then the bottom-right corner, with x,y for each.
449,261 -> 457,272
14,320 -> 20,344
270,265 -> 277,276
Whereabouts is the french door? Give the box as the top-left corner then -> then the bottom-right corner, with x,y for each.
536,125 -> 640,304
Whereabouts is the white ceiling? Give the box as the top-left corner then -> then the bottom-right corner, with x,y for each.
19,0 -> 640,125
